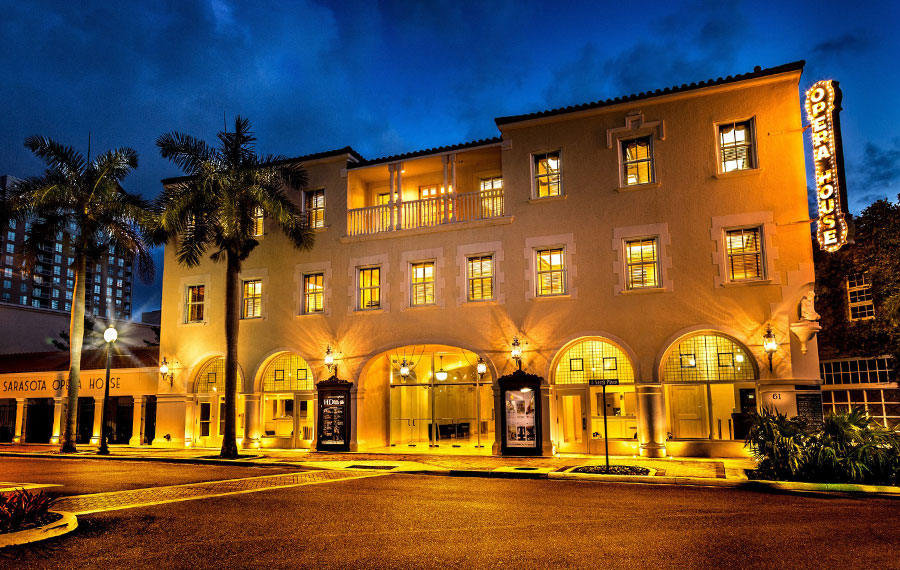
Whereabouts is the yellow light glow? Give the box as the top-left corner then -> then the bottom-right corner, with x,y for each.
805,80 -> 848,252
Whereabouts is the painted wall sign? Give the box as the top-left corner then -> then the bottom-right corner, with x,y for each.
805,80 -> 849,252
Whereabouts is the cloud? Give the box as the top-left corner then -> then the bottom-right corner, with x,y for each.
812,32 -> 869,57
858,139 -> 900,187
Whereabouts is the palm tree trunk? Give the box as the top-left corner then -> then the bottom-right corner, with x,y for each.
60,254 -> 87,453
220,250 -> 241,459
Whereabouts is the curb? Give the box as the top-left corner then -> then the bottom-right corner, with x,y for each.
0,511 -> 78,548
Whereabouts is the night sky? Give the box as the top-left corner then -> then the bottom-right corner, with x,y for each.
2,0 -> 898,315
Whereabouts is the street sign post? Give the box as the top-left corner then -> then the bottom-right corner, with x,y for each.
589,379 -> 619,470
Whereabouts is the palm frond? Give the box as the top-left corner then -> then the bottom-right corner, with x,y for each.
24,136 -> 85,180
157,132 -> 215,175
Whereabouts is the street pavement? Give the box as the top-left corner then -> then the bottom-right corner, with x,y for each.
1,458 -> 899,569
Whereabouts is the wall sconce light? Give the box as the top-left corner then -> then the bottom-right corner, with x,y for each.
159,357 -> 173,386
435,355 -> 448,381
511,336 -> 523,370
324,344 -> 336,375
476,357 -> 487,378
399,358 -> 410,379
763,325 -> 778,372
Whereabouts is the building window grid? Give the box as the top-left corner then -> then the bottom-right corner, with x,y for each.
303,273 -> 324,314
823,388 -> 900,430
186,285 -> 205,323
467,255 -> 494,301
305,189 -> 325,229
262,353 -> 312,392
847,273 -> 875,321
555,339 -> 635,385
621,136 -> 654,186
536,248 -> 566,296
242,279 -> 262,318
358,267 -> 381,310
251,207 -> 265,237
719,120 -> 756,173
532,152 -> 562,198
663,334 -> 755,383
725,227 -> 764,281
820,357 -> 893,386
624,238 -> 660,289
410,261 -> 435,306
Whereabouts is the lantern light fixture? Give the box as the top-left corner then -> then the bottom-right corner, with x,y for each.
324,344 -> 335,374
435,356 -> 448,381
160,357 -> 174,386
399,358 -> 410,379
476,357 -> 487,378
763,325 -> 778,372
511,336 -> 523,370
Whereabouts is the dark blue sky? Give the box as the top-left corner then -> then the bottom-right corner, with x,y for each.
2,0 -> 898,315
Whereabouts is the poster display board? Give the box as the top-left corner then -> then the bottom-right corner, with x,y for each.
796,392 -> 825,430
316,377 -> 351,452
498,370 -> 543,456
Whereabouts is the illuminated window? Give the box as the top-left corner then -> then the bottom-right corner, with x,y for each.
262,353 -> 312,391
304,189 -> 325,229
536,248 -> 565,296
663,334 -> 755,383
251,207 -> 264,237
303,273 -> 324,314
624,238 -> 659,289
467,255 -> 494,301
479,176 -> 504,217
358,267 -> 381,310
847,273 -> 875,321
718,120 -> 756,172
195,357 -> 243,393
242,279 -> 262,318
621,137 -> 654,186
410,261 -> 435,306
725,227 -> 763,281
532,151 -> 562,198
480,176 -> 503,192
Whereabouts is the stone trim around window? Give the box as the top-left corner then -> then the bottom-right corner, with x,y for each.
611,223 -> 673,295
607,111 -> 665,191
400,247 -> 445,310
456,241 -> 505,306
347,253 -> 390,313
178,273 -> 210,327
523,234 -> 577,301
710,211 -> 780,288
239,267 -> 269,320
293,261 -> 332,318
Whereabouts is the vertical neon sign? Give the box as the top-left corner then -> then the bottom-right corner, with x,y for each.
806,80 -> 848,252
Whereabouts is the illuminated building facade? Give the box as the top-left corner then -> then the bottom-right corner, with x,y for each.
152,61 -> 820,457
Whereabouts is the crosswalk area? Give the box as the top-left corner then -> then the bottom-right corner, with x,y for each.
53,469 -> 387,515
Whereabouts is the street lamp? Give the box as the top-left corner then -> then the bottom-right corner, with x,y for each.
97,324 -> 117,455
475,357 -> 487,449
763,325 -> 777,373
510,336 -> 522,370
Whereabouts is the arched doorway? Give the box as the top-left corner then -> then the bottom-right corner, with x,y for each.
660,332 -> 757,440
364,345 -> 494,452
551,338 -> 637,454
192,357 -> 244,447
258,352 -> 316,448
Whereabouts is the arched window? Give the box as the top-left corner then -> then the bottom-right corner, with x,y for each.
554,338 -> 635,385
662,333 -> 755,382
261,353 -> 313,392
195,358 -> 243,393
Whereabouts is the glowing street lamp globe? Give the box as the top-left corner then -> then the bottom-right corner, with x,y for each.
104,326 -> 118,343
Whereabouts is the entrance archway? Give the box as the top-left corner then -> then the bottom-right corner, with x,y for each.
192,357 -> 245,447
258,352 -> 316,448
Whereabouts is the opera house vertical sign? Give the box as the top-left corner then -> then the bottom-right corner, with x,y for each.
806,80 -> 848,252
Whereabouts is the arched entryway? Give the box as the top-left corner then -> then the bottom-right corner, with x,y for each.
660,332 -> 758,440
258,352 -> 316,448
550,337 -> 637,454
192,357 -> 244,447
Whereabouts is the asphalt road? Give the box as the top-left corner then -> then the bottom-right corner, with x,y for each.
2,458 -> 899,569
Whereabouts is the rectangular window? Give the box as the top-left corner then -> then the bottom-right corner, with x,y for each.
532,151 -> 562,198
5,255 -> 12,265
242,279 -> 262,318
467,255 -> 494,301
199,402 -> 211,437
719,120 -> 756,172
7,231 -> 15,241
251,207 -> 264,237
625,238 -> 660,289
186,285 -> 205,323
479,177 -> 504,217
54,243 -> 62,253
5,244 -> 13,254
410,261 -> 435,306
358,267 -> 381,310
536,248 -> 566,296
305,189 -> 325,229
847,273 -> 875,321
622,136 -> 653,186
725,227 -> 764,281
303,273 -> 324,314
2,280 -> 9,289
3,268 -> 10,277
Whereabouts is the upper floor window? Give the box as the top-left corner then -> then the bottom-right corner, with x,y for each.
625,238 -> 659,289
532,151 -> 562,198
305,189 -> 325,229
467,255 -> 494,301
718,120 -> 756,173
186,285 -> 205,323
251,207 -> 264,237
410,261 -> 435,306
479,176 -> 503,192
725,227 -> 764,281
242,279 -> 262,318
536,248 -> 566,296
303,273 -> 324,314
358,267 -> 381,310
621,136 -> 653,186
847,273 -> 875,321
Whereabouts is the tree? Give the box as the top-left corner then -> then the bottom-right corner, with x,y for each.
51,315 -> 100,351
6,137 -> 154,452
153,116 -> 312,459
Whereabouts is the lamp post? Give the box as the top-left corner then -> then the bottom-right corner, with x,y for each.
97,324 -> 117,455
475,357 -> 487,449
763,325 -> 777,373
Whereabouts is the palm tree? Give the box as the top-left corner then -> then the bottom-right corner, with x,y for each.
154,116 -> 312,459
7,136 -> 154,452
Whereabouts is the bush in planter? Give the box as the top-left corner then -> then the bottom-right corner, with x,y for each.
0,489 -> 57,534
744,406 -> 809,481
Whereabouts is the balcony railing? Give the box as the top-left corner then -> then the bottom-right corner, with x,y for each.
347,189 -> 504,237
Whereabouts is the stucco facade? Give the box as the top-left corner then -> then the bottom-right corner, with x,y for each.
154,62 -> 819,457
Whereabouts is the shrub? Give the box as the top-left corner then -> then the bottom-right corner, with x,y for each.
745,407 -> 900,485
0,489 -> 56,534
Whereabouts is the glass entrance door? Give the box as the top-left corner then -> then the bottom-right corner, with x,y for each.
557,391 -> 587,453
390,385 -> 432,447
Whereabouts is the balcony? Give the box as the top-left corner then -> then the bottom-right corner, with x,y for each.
347,188 -> 504,237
